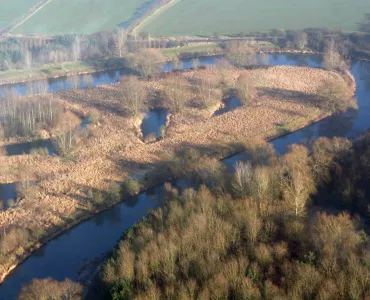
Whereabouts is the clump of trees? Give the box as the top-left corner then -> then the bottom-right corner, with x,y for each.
18,278 -> 82,300
118,76 -> 148,117
96,136 -> 370,299
17,134 -> 370,299
86,108 -> 101,125
235,74 -> 256,106
316,78 -> 357,113
312,134 -> 370,216
162,74 -> 192,113
225,41 -> 257,67
0,227 -> 30,256
323,39 -> 348,71
128,48 -> 164,78
0,95 -> 62,138
286,30 -> 308,50
52,123 -> 80,157
193,75 -> 222,109
121,178 -> 141,197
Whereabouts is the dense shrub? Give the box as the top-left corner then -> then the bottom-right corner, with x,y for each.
316,78 -> 357,113
121,178 -> 141,197
18,278 -> 83,300
225,41 -> 257,67
0,227 -> 30,255
101,186 -> 370,299
98,138 -> 370,299
235,74 -> 256,106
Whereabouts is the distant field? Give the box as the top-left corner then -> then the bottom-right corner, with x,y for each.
12,0 -> 150,35
0,0 -> 40,30
141,0 -> 370,36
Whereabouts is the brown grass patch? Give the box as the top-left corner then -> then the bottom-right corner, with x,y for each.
0,66 -> 355,280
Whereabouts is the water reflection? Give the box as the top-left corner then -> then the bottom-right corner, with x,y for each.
5,139 -> 55,156
0,183 -> 17,210
214,96 -> 242,116
141,109 -> 168,141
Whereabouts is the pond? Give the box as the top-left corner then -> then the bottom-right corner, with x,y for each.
4,117 -> 90,156
214,96 -> 242,116
1,54 -> 370,299
140,109 -> 168,141
0,183 -> 17,211
4,139 -> 55,156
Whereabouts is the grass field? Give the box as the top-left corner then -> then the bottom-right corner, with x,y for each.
12,0 -> 150,35
140,0 -> 370,36
0,0 -> 40,30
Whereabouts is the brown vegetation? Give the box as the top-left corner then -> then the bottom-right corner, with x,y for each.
0,65 -> 354,283
118,76 -> 148,117
128,48 -> 164,78
236,74 -> 256,106
0,95 -> 62,138
316,77 -> 357,113
323,39 -> 348,71
99,137 -> 370,299
162,74 -> 192,113
18,278 -> 82,300
225,41 -> 257,67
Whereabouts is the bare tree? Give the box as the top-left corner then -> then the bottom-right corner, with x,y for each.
115,28 -> 128,57
316,78 -> 356,113
129,49 -> 164,78
163,74 -> 191,113
251,166 -> 270,216
236,74 -> 256,106
281,145 -> 315,217
232,161 -> 253,198
294,31 -> 308,50
23,49 -> 32,70
195,75 -> 222,108
225,41 -> 257,67
323,39 -> 348,71
16,163 -> 33,199
72,35 -> 81,62
119,76 -> 148,117
53,123 -> 79,157
0,94 -> 61,137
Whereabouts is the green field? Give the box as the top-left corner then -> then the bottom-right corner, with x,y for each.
0,0 -> 40,30
140,0 -> 370,36
12,0 -> 150,35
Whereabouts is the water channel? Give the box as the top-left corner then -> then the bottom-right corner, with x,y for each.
0,54 -> 369,299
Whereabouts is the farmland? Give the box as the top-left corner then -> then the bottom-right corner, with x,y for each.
140,0 -> 370,36
12,0 -> 151,35
0,0 -> 40,30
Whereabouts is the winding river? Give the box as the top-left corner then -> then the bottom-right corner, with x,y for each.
0,54 -> 369,299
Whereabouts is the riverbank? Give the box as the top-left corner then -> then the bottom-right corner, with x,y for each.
0,65 -> 355,285
0,57 -> 129,86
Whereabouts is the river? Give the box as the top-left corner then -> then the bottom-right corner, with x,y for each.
0,54 -> 369,299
